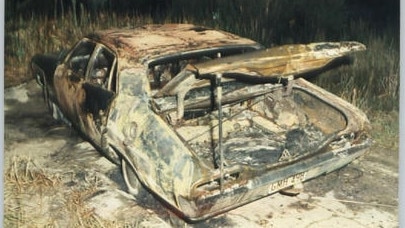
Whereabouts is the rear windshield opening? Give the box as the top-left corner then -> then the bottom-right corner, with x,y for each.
147,46 -> 261,92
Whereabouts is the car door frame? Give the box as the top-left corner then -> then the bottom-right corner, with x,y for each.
53,38 -> 97,127
76,43 -> 117,145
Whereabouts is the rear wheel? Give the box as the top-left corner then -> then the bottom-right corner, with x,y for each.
121,159 -> 142,196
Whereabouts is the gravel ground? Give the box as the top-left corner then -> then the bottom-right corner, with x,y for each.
4,80 -> 399,227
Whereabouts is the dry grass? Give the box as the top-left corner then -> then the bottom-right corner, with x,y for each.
4,6 -> 399,111
4,156 -> 58,227
4,156 -> 60,227
314,30 -> 399,112
3,156 -> 128,227
4,12 -> 154,87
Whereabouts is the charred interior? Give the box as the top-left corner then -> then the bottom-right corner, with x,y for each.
152,78 -> 348,169
146,48 -> 353,170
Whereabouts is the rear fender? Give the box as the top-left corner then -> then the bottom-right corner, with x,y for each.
105,68 -> 208,209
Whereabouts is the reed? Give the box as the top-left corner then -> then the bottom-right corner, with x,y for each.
5,0 -> 398,111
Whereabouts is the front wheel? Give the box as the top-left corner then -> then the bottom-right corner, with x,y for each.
33,69 -> 52,114
43,84 -> 54,116
41,79 -> 67,124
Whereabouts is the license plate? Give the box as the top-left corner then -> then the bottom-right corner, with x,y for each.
269,172 -> 307,193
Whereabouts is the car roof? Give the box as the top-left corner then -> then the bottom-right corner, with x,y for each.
87,24 -> 261,65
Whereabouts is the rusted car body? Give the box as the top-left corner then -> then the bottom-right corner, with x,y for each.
31,24 -> 372,222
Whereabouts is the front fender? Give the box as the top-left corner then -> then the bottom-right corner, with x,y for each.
31,52 -> 65,85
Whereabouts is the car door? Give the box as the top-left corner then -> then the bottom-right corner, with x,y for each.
77,45 -> 116,142
54,39 -> 96,126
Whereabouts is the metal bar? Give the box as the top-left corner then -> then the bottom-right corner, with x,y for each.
216,73 -> 224,193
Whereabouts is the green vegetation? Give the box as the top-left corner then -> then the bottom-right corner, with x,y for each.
5,0 -> 399,112
5,0 -> 399,152
5,1 -> 399,147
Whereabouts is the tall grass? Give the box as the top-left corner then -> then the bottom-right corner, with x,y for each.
168,0 -> 399,112
315,25 -> 399,112
4,0 -> 399,112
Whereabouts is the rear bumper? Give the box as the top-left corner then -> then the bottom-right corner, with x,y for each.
175,138 -> 372,222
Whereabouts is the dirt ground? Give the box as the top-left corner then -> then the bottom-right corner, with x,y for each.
3,80 -> 399,227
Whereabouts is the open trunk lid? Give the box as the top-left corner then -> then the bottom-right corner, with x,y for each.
148,41 -> 370,220
191,41 -> 366,78
152,41 -> 368,168
155,41 -> 366,98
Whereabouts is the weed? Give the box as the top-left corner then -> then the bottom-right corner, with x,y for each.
4,2 -> 399,112
4,156 -> 62,227
369,111 -> 399,150
3,156 -> 130,227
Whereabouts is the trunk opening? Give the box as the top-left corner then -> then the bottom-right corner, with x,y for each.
153,80 -> 348,169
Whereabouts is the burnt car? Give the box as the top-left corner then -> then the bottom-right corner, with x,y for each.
31,24 -> 372,222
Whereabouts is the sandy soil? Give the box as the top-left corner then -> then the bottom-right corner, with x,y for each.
4,80 -> 399,227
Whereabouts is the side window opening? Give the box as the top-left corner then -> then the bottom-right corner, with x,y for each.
148,61 -> 183,90
80,45 -> 117,128
88,47 -> 115,88
108,62 -> 118,93
68,40 -> 96,78
149,48 -> 261,116
148,46 -> 261,94
148,57 -> 210,92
